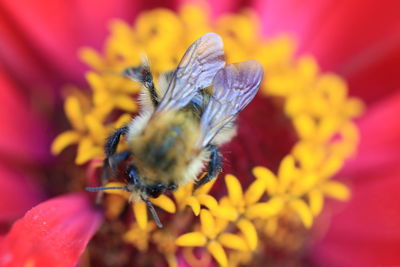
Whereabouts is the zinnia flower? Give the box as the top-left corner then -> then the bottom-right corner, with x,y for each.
0,0 -> 399,266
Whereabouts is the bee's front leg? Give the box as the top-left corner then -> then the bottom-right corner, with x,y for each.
105,126 -> 129,157
103,126 -> 129,176
195,145 -> 222,190
108,151 -> 131,170
98,127 -> 129,203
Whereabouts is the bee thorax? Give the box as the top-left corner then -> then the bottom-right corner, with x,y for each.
129,111 -> 201,184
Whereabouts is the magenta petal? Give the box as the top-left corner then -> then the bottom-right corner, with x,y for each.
254,0 -> 333,42
0,164 -> 44,223
0,0 -> 142,88
0,193 -> 102,267
312,91 -> 400,266
303,0 -> 400,104
312,165 -> 400,267
342,44 -> 400,105
0,66 -> 51,162
254,0 -> 400,104
344,90 -> 400,177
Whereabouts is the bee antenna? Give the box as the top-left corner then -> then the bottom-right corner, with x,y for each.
85,186 -> 129,191
141,196 -> 163,228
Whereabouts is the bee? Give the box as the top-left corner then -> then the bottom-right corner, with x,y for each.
87,33 -> 264,227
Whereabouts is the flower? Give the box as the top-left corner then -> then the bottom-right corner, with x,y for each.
53,6 -> 362,265
0,0 -> 399,267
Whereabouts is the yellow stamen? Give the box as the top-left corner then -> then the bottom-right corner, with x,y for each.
133,202 -> 148,230
200,209 -> 217,239
150,195 -> 176,213
65,96 -> 86,131
252,166 -> 278,194
218,233 -> 249,251
237,218 -> 258,251
289,199 -> 313,228
225,174 -> 244,208
123,222 -> 155,251
176,232 -> 207,247
51,130 -> 80,155
207,241 -> 228,267
320,181 -> 351,201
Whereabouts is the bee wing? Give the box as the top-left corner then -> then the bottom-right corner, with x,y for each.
199,60 -> 264,147
156,33 -> 225,113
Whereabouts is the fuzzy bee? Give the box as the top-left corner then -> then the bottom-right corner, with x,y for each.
87,33 -> 263,227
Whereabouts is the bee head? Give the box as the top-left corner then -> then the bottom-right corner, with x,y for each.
141,182 -> 177,198
126,164 -> 178,198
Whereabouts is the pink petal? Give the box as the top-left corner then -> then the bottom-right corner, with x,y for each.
0,66 -> 50,162
0,164 -> 44,224
303,0 -> 400,105
312,165 -> 400,267
344,46 -> 400,106
344,89 -> 400,178
253,0 -> 400,104
254,0 -> 332,42
0,0 -> 144,89
0,193 -> 102,267
312,91 -> 400,266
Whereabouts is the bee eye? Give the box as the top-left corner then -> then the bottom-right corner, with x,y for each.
146,184 -> 165,198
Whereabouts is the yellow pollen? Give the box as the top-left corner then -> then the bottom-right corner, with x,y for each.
51,4 -> 364,266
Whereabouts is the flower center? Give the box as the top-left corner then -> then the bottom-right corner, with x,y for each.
51,4 -> 363,267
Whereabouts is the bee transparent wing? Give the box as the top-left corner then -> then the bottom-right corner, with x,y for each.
156,33 -> 225,113
199,60 -> 264,147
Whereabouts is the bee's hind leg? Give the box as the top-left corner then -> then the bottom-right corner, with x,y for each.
195,145 -> 222,190
124,65 -> 159,107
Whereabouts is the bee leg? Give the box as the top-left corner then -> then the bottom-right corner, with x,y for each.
124,66 -> 159,107
103,126 -> 129,179
108,151 -> 131,170
98,151 -> 130,204
98,126 -> 129,203
195,145 -> 222,190
144,78 -> 159,107
105,126 -> 129,158
102,151 -> 131,183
